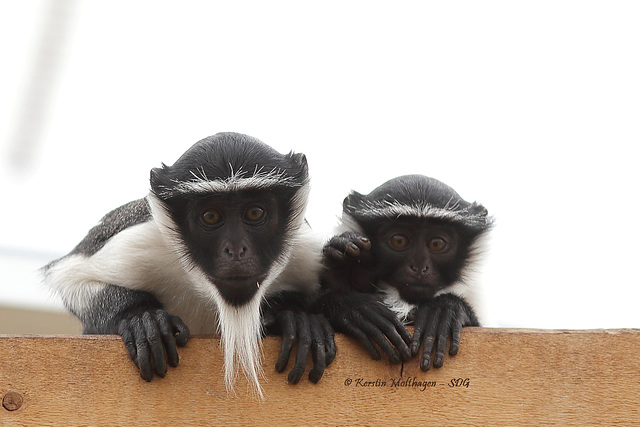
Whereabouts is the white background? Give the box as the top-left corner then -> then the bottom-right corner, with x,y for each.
1,1 -> 639,328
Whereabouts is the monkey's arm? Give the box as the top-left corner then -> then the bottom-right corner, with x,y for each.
43,209 -> 191,382
76,284 -> 190,381
410,292 -> 479,371
320,232 -> 411,363
314,290 -> 412,364
261,291 -> 336,384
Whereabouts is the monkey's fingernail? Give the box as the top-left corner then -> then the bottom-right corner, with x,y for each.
275,360 -> 287,372
433,354 -> 444,368
410,343 -> 419,355
288,369 -> 303,384
309,370 -> 322,383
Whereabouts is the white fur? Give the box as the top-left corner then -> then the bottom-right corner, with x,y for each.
379,286 -> 416,323
216,297 -> 265,399
44,220 -> 219,332
45,181 -> 319,398
345,200 -> 489,227
156,168 -> 302,199
146,185 -> 315,397
267,223 -> 323,296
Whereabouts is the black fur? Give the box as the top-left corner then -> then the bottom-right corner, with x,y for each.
319,174 -> 492,370
43,132 -> 333,387
70,199 -> 152,258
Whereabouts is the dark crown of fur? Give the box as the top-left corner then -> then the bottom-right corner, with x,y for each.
344,174 -> 493,233
149,132 -> 309,199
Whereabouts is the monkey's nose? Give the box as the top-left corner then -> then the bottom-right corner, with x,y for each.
409,264 -> 428,275
223,243 -> 248,259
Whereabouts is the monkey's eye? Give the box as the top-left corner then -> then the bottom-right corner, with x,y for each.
202,209 -> 222,225
245,206 -> 265,222
389,234 -> 409,249
428,237 -> 447,252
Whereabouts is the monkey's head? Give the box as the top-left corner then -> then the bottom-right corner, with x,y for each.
148,133 -> 309,307
343,175 -> 493,304
147,132 -> 310,396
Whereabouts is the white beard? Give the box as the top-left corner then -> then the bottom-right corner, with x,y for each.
216,295 -> 265,399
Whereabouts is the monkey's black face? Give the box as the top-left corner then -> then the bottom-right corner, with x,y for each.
169,190 -> 288,306
368,219 -> 466,304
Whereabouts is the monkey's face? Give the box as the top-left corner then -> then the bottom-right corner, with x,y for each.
170,190 -> 288,306
369,219 -> 465,304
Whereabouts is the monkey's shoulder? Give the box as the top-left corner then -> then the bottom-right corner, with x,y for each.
70,198 -> 152,257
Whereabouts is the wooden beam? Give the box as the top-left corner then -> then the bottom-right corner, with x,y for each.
1,329 -> 638,425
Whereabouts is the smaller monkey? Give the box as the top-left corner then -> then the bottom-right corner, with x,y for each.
316,175 -> 493,370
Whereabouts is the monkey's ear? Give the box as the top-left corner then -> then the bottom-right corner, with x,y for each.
149,164 -> 170,194
288,152 -> 308,169
469,202 -> 489,217
343,191 -> 367,216
286,152 -> 309,182
468,202 -> 495,231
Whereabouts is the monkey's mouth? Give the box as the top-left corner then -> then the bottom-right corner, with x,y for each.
389,280 -> 440,303
212,274 -> 268,306
221,275 -> 260,281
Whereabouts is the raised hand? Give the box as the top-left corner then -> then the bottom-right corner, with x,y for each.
321,232 -> 377,292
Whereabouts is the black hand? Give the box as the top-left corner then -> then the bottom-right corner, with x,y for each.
117,308 -> 189,381
263,292 -> 336,384
315,290 -> 411,363
321,232 -> 377,292
309,314 -> 336,383
269,310 -> 336,384
323,232 -> 372,265
410,293 -> 479,371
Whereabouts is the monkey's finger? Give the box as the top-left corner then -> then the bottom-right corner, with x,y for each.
449,316 -> 464,357
320,316 -> 336,366
419,307 -> 441,371
155,310 -> 179,367
308,315 -> 327,384
275,311 -> 296,373
354,236 -> 371,251
363,309 -> 411,362
118,319 -> 138,363
373,303 -> 413,346
323,246 -> 347,263
344,242 -> 362,258
142,311 -> 167,378
170,315 -> 190,347
337,317 -> 381,360
353,313 -> 401,363
410,305 -> 430,356
432,310 -> 452,369
130,317 -> 154,381
288,312 -> 311,385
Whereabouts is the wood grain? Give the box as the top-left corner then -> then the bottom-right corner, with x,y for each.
1,329 -> 639,425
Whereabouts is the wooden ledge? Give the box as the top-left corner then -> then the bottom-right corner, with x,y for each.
1,329 -> 639,425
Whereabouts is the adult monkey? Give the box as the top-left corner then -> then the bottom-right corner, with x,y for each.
43,132 -> 335,397
317,175 -> 492,371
